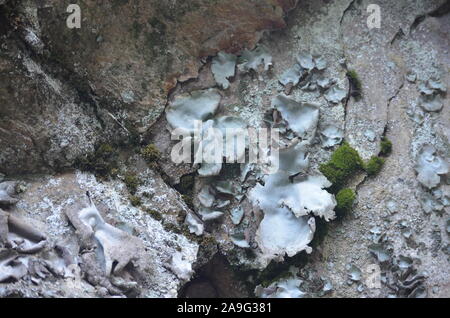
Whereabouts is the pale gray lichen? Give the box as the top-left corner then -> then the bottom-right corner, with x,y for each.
419,94 -> 443,112
214,180 -> 235,196
271,95 -> 319,140
0,181 -> 19,206
169,252 -> 194,281
316,76 -> 333,90
250,172 -> 335,262
296,52 -> 315,71
230,232 -> 250,248
211,51 -> 237,89
198,207 -> 224,222
198,185 -> 215,208
320,125 -> 344,148
418,77 -> 446,112
348,264 -> 362,282
277,142 -> 310,176
279,64 -> 303,87
324,85 -> 347,104
185,212 -> 204,236
194,116 -> 247,177
230,206 -> 244,225
255,268 -> 305,298
0,249 -> 28,283
238,45 -> 273,73
166,89 -> 221,133
368,243 -> 391,263
0,211 -> 47,254
419,191 -> 444,214
414,145 -> 448,189
296,53 -> 327,71
65,195 -> 144,276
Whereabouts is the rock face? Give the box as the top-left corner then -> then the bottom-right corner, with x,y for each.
0,0 -> 449,298
0,0 -> 296,175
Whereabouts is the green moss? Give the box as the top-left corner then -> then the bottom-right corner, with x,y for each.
365,156 -> 385,176
346,69 -> 362,97
163,222 -> 182,234
74,143 -> 118,178
124,173 -> 140,194
380,137 -> 393,156
129,195 -> 141,207
141,144 -> 160,163
146,209 -> 162,221
335,188 -> 356,215
319,142 -> 364,191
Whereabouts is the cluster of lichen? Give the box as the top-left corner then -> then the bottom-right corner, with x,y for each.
346,69 -> 362,98
319,142 -> 364,191
365,156 -> 385,176
335,188 -> 356,216
75,143 -> 118,178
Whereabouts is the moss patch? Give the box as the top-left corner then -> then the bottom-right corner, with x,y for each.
75,143 -> 118,178
319,142 -> 364,191
365,156 -> 385,176
380,137 -> 393,156
129,195 -> 141,207
141,144 -> 160,167
124,173 -> 140,194
146,209 -> 162,221
335,188 -> 356,216
346,69 -> 362,98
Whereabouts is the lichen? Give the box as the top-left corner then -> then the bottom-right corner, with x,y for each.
320,125 -> 344,148
165,88 -> 221,133
414,145 -> 449,189
271,95 -> 319,140
211,51 -> 237,89
238,45 -> 272,73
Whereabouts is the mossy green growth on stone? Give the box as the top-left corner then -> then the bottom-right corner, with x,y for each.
319,142 -> 364,191
129,195 -> 141,207
346,69 -> 362,97
146,209 -> 162,221
141,144 -> 160,163
365,156 -> 385,176
75,143 -> 118,178
124,173 -> 140,194
380,137 -> 392,156
335,188 -> 356,215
